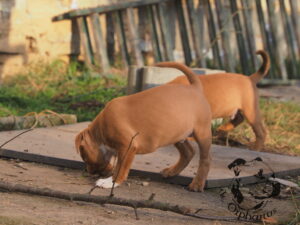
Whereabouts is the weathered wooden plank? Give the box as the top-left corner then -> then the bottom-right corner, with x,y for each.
113,10 -> 130,67
70,18 -> 80,61
215,0 -> 234,72
203,0 -> 223,69
157,2 -> 174,61
186,0 -> 203,67
266,0 -> 288,80
241,0 -> 258,72
147,5 -> 163,62
77,16 -> 94,66
125,8 -> 144,67
279,0 -> 298,78
230,0 -> 250,74
90,13 -> 110,72
255,0 -> 278,78
151,5 -> 166,61
196,0 -> 206,68
52,0 -> 172,21
289,0 -> 300,59
106,13 -> 115,65
175,0 -> 192,65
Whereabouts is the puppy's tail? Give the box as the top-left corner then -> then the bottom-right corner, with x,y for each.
250,50 -> 270,84
155,62 -> 202,89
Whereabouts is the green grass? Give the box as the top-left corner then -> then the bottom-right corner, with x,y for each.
1,60 -> 299,155
0,60 -> 126,121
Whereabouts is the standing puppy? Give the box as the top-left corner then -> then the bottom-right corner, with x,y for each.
168,50 -> 270,150
75,62 -> 212,192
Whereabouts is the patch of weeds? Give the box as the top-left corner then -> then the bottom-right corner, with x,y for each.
0,59 -> 126,122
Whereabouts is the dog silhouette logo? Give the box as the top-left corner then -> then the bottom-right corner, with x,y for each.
220,157 -> 280,221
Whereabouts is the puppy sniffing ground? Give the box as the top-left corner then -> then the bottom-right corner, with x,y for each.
76,62 -> 212,192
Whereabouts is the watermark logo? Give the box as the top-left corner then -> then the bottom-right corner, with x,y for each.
220,157 -> 280,222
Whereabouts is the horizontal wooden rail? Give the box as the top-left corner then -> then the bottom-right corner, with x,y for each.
52,0 -> 171,21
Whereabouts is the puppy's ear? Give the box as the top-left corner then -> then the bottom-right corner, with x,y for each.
75,132 -> 84,154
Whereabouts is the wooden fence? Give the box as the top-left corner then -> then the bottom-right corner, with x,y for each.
53,0 -> 300,80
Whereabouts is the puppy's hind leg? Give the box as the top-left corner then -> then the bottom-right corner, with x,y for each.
188,127 -> 212,192
243,107 -> 266,151
216,109 -> 244,133
161,140 -> 195,178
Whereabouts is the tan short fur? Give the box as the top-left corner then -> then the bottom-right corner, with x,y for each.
168,50 -> 270,150
75,62 -> 212,192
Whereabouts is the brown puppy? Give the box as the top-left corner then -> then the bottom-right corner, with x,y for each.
168,50 -> 270,150
75,62 -> 212,192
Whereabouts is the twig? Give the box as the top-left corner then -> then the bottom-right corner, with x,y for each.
0,129 -> 34,149
110,132 -> 139,197
0,180 -> 245,222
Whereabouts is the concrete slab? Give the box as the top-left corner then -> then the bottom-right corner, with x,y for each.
1,122 -> 300,184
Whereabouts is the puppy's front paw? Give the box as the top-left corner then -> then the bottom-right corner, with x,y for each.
188,181 -> 204,192
160,167 -> 177,178
95,177 -> 119,189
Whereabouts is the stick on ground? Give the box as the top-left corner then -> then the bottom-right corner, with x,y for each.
0,180 -> 246,222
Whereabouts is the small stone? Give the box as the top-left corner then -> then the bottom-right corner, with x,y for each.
106,210 -> 114,214
142,182 -> 149,187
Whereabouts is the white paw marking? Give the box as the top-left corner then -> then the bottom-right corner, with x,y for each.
95,177 -> 119,189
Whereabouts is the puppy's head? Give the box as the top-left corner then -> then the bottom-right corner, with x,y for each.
75,128 -> 113,177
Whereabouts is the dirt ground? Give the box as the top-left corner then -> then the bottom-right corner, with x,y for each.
0,158 -> 298,225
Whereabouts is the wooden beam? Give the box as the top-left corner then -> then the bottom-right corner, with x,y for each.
77,16 -> 94,66
175,0 -> 192,65
215,0 -> 235,72
230,0 -> 250,74
157,2 -> 174,61
186,0 -> 204,67
256,0 -> 279,78
203,0 -> 223,69
279,0 -> 298,78
125,8 -> 144,67
89,13 -> 110,72
266,0 -> 288,80
52,0 -> 172,21
106,13 -> 115,65
289,0 -> 300,58
113,11 -> 130,68
241,0 -> 258,72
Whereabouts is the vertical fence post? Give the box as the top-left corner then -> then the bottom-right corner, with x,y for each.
203,0 -> 223,69
289,0 -> 300,59
256,0 -> 279,78
157,2 -> 174,61
77,16 -> 94,67
266,0 -> 288,80
175,0 -> 192,65
146,5 -> 163,62
70,18 -> 81,62
230,0 -> 250,74
113,10 -> 130,68
215,0 -> 235,72
241,0 -> 258,72
279,0 -> 298,78
196,0 -> 207,68
90,13 -> 110,72
186,0 -> 204,67
125,8 -> 144,67
106,13 -> 115,65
